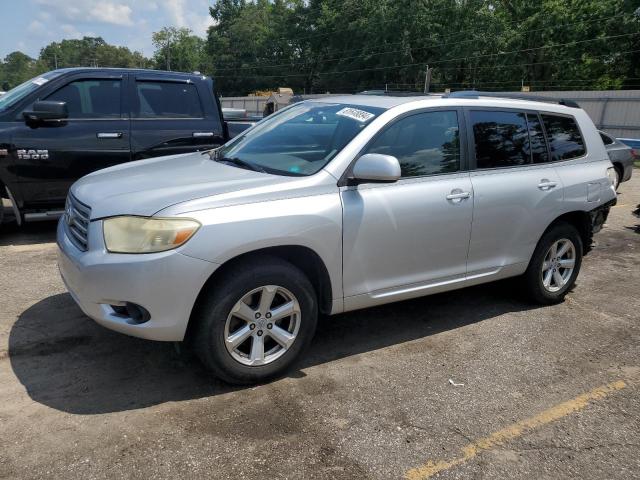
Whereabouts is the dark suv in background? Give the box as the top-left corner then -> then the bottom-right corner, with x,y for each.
0,68 -> 252,227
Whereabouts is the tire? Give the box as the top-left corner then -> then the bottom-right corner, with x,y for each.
192,256 -> 318,384
523,222 -> 583,305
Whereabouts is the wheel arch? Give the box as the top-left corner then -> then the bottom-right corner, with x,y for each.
542,211 -> 592,255
186,245 -> 334,340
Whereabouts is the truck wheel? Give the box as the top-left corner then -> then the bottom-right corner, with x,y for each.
523,222 -> 583,305
193,256 -> 318,384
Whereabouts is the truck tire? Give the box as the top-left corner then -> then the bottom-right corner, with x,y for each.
523,222 -> 583,305
193,256 -> 318,384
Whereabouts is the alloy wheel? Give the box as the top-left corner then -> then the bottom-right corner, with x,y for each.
224,285 -> 301,366
541,238 -> 576,293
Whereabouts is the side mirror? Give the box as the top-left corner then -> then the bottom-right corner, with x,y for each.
23,101 -> 68,122
350,153 -> 401,185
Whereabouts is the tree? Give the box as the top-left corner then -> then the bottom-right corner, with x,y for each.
152,27 -> 206,72
0,52 -> 42,89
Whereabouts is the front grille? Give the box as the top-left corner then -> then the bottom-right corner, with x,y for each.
64,194 -> 91,251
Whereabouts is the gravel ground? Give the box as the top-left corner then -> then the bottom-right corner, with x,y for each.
0,175 -> 639,479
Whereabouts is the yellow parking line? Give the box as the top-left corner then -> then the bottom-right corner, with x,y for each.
405,380 -> 627,480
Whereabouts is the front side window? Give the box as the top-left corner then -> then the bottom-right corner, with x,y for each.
542,114 -> 586,161
215,102 -> 384,176
365,110 -> 460,177
471,110 -> 530,168
46,79 -> 121,118
134,81 -> 203,118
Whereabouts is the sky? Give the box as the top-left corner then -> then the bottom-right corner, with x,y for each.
0,0 -> 216,59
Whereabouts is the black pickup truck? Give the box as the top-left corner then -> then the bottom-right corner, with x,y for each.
0,68 -> 254,226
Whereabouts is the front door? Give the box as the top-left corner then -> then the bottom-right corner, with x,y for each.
13,74 -> 130,207
341,109 -> 474,309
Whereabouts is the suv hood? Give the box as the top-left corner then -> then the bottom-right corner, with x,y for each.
71,152 -> 335,219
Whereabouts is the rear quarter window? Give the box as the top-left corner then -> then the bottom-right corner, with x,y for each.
541,114 -> 586,161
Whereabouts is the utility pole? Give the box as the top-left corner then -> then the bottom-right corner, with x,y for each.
166,39 -> 171,71
423,65 -> 432,93
54,53 -> 58,69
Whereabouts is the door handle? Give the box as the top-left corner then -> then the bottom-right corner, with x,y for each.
97,132 -> 123,139
537,179 -> 558,190
193,132 -> 214,138
446,190 -> 471,201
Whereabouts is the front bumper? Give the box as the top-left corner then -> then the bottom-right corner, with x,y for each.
57,218 -> 216,341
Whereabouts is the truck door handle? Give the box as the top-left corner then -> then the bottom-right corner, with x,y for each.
193,132 -> 214,138
446,190 -> 471,201
537,180 -> 558,190
97,132 -> 123,139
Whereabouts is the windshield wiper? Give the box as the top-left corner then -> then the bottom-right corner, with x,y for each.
216,156 -> 267,173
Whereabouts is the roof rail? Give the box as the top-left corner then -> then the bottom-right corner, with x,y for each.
358,90 -> 436,97
444,90 -> 580,108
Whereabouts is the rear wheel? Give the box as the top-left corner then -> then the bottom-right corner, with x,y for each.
523,222 -> 583,304
193,256 -> 317,384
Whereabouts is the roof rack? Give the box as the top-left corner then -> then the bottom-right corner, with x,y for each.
444,90 -> 580,108
358,90 -> 437,97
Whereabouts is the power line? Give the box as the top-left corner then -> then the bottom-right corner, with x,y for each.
212,11 -> 632,72
215,32 -> 640,79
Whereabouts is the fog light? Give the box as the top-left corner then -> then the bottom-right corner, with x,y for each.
110,302 -> 151,325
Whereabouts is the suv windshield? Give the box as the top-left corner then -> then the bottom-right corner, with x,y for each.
0,71 -> 63,112
215,102 -> 385,176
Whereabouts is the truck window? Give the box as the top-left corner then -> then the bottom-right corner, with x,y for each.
471,110 -> 530,168
46,79 -> 121,118
134,81 -> 203,118
366,111 -> 460,177
541,114 -> 586,161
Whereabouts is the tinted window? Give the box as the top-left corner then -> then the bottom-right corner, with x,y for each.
46,79 -> 121,118
366,111 -> 460,177
471,110 -> 529,168
134,81 -> 203,118
541,114 -> 585,161
527,113 -> 549,164
599,132 -> 614,145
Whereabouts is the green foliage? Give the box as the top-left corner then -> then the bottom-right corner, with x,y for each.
1,0 -> 639,94
205,0 -> 640,95
152,27 -> 207,73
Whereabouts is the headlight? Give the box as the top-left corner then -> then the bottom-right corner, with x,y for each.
103,216 -> 201,253
606,167 -> 617,187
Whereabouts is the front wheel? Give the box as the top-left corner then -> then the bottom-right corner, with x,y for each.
193,256 -> 318,384
523,222 -> 583,304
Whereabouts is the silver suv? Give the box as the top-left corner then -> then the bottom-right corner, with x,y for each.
57,93 -> 617,384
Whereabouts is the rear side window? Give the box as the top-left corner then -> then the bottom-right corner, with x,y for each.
46,79 -> 121,118
366,110 -> 460,177
541,114 -> 585,161
599,132 -> 614,145
527,113 -> 549,164
471,110 -> 529,168
134,81 -> 203,118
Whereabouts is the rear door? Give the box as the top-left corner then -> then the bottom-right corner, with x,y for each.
465,109 -> 564,276
129,76 -> 224,160
13,73 -> 130,206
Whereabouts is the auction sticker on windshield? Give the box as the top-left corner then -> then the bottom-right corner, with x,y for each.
32,77 -> 49,86
336,107 -> 375,122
